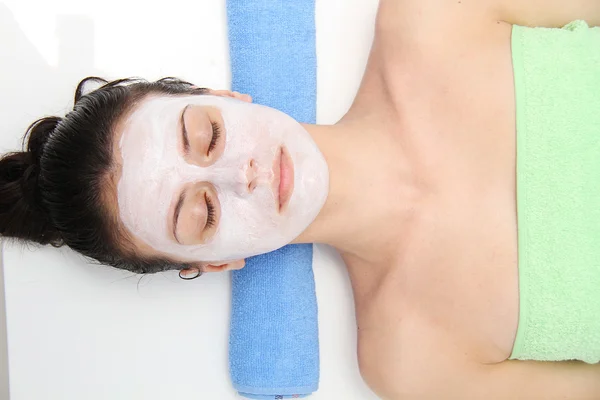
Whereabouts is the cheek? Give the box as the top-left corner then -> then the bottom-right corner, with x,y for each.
218,188 -> 279,232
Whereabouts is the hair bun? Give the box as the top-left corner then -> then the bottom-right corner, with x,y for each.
0,117 -> 63,246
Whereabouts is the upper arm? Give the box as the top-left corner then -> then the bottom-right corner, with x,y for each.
425,359 -> 600,400
380,315 -> 600,399
491,0 -> 600,27
387,0 -> 600,29
486,360 -> 600,400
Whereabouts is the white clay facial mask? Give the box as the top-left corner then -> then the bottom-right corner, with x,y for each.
116,95 -> 329,262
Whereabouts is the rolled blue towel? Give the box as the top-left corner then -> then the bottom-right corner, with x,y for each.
226,0 -> 320,399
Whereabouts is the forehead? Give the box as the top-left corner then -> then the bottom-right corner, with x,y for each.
112,94 -> 165,163
112,94 -> 192,169
108,95 -> 180,252
107,94 -> 187,263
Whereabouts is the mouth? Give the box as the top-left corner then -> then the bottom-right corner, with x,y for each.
272,146 -> 294,212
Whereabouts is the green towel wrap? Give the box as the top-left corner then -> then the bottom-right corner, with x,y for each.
511,20 -> 600,363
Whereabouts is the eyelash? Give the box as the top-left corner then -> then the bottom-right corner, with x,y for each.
205,193 -> 216,229
208,122 -> 221,155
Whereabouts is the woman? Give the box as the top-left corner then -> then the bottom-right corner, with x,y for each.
2,0 -> 600,398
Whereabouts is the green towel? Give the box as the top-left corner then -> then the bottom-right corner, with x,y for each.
510,20 -> 600,364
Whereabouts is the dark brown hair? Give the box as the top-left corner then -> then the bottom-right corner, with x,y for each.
0,77 -> 208,273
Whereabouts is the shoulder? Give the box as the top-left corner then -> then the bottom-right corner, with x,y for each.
372,0 -> 509,96
375,0 -> 500,41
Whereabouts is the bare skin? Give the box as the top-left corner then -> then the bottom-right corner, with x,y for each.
302,0 -> 600,397
115,0 -> 600,397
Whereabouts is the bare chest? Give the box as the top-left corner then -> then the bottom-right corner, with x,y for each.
347,15 -> 520,367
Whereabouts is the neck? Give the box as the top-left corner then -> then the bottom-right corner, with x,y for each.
293,117 -> 422,264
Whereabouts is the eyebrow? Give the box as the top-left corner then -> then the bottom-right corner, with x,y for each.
180,104 -> 190,150
172,190 -> 186,244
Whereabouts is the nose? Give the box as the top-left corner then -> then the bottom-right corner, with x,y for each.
246,159 -> 258,193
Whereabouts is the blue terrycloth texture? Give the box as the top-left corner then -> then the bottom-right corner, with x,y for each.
230,248 -> 319,400
227,0 -> 317,122
226,0 -> 319,398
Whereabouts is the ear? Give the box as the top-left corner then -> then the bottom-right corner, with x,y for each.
180,259 -> 246,276
208,89 -> 252,103
202,259 -> 246,273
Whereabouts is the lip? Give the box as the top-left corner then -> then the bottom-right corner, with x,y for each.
272,146 -> 294,212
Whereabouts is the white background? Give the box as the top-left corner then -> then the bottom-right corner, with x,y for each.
0,0 -> 380,398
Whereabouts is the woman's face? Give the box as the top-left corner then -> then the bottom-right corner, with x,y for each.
113,93 -> 329,263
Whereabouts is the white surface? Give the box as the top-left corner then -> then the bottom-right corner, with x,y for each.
0,0 -> 380,399
0,249 -> 9,400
